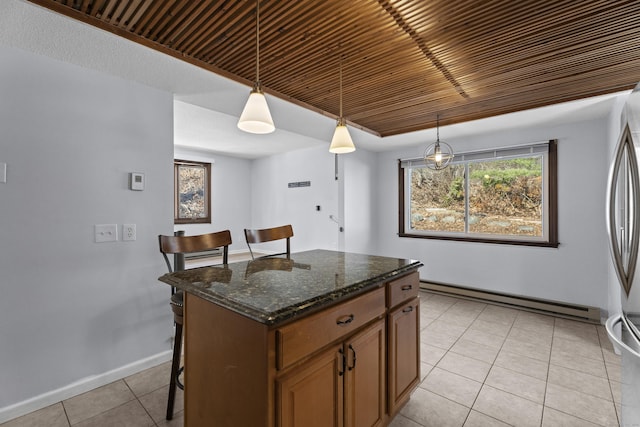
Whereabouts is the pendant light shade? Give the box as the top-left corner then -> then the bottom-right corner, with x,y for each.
329,57 -> 355,154
238,83 -> 274,134
238,1 -> 275,134
330,118 -> 355,154
423,115 -> 454,170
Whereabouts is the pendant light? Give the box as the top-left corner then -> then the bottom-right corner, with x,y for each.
329,56 -> 356,154
238,0 -> 275,134
423,115 -> 454,170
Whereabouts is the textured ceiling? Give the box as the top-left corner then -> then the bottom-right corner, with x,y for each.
25,0 -> 640,137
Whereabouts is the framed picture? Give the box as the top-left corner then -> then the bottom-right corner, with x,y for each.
174,159 -> 211,224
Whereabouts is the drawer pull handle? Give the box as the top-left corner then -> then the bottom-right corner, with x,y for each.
336,314 -> 355,326
402,306 -> 414,313
401,284 -> 413,291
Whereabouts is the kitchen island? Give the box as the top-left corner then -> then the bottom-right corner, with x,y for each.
159,249 -> 422,427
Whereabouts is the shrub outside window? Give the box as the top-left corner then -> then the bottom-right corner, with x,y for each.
399,140 -> 557,247
174,159 -> 211,224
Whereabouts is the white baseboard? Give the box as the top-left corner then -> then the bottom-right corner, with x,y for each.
0,350 -> 172,424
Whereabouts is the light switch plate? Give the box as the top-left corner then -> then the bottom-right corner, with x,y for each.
95,224 -> 118,243
0,163 -> 6,183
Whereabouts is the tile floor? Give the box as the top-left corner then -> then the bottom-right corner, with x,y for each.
2,291 -> 622,427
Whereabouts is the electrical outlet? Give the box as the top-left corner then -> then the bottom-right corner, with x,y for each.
95,224 -> 118,243
123,224 -> 136,241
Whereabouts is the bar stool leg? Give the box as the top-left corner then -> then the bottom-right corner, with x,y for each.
166,321 -> 183,420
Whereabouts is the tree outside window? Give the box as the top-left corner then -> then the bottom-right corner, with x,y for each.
174,160 -> 211,224
399,140 -> 557,247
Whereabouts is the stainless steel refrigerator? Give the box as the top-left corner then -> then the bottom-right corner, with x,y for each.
606,83 -> 640,426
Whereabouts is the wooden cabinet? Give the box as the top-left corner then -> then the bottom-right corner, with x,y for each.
277,319 -> 385,427
183,270 -> 420,427
387,297 -> 420,416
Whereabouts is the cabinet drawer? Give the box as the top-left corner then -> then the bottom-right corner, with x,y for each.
387,271 -> 419,309
276,287 -> 386,371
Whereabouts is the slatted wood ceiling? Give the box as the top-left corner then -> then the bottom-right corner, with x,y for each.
26,0 -> 640,137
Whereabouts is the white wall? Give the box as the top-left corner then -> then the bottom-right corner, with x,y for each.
250,145 -> 341,253
375,117 -> 612,313
0,46 -> 174,419
343,149 -> 378,254
172,147 -> 252,253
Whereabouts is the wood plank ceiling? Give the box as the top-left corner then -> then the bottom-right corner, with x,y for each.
27,0 -> 640,137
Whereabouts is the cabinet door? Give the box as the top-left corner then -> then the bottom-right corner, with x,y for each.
344,318 -> 386,427
388,297 -> 420,416
277,343 -> 344,427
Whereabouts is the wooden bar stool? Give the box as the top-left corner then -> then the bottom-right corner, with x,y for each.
244,224 -> 293,260
158,230 -> 232,420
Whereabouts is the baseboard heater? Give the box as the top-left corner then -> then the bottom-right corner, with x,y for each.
184,248 -> 222,260
420,281 -> 601,323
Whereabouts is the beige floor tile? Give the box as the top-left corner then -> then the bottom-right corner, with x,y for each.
610,380 -> 622,406
388,413 -> 423,427
400,387 -> 470,427
449,338 -> 499,364
420,367 -> 482,408
473,385 -> 542,427
551,348 -> 608,378
541,407 -> 601,427
424,319 -> 468,339
73,400 -> 154,427
607,360 -> 622,383
467,319 -> 512,339
460,328 -> 506,349
494,349 -> 549,381
0,403 -> 69,427
547,364 -> 614,401
501,336 -> 551,362
513,311 -> 555,333
124,361 -> 171,397
545,383 -> 618,427
603,347 -> 622,367
421,362 -> 434,381
463,410 -> 511,427
485,365 -> 546,404
156,410 -> 184,427
508,325 -> 553,347
421,342 -> 447,366
552,336 -> 604,361
448,300 -> 487,316
476,305 -> 518,326
437,352 -> 491,383
554,318 -> 600,344
437,311 -> 477,329
421,327 -> 460,350
138,384 -> 183,424
63,380 -> 135,425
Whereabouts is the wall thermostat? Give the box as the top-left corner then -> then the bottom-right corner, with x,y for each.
129,172 -> 145,191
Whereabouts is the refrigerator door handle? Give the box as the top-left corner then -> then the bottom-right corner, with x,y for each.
606,313 -> 640,359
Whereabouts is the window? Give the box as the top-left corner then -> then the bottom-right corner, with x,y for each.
174,159 -> 211,224
399,140 -> 557,247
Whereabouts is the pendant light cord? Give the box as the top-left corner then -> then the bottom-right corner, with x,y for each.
436,114 -> 440,142
256,0 -> 260,84
339,57 -> 343,118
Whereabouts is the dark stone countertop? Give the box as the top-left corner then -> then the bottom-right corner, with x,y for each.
158,249 -> 422,326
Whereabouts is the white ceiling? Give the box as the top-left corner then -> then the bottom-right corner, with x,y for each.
1,0 -> 627,159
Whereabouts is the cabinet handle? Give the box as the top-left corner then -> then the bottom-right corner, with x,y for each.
336,314 -> 354,326
401,284 -> 412,291
402,306 -> 414,313
338,348 -> 345,376
347,344 -> 356,371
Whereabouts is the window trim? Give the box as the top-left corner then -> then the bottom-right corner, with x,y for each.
398,139 -> 558,247
174,159 -> 212,224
